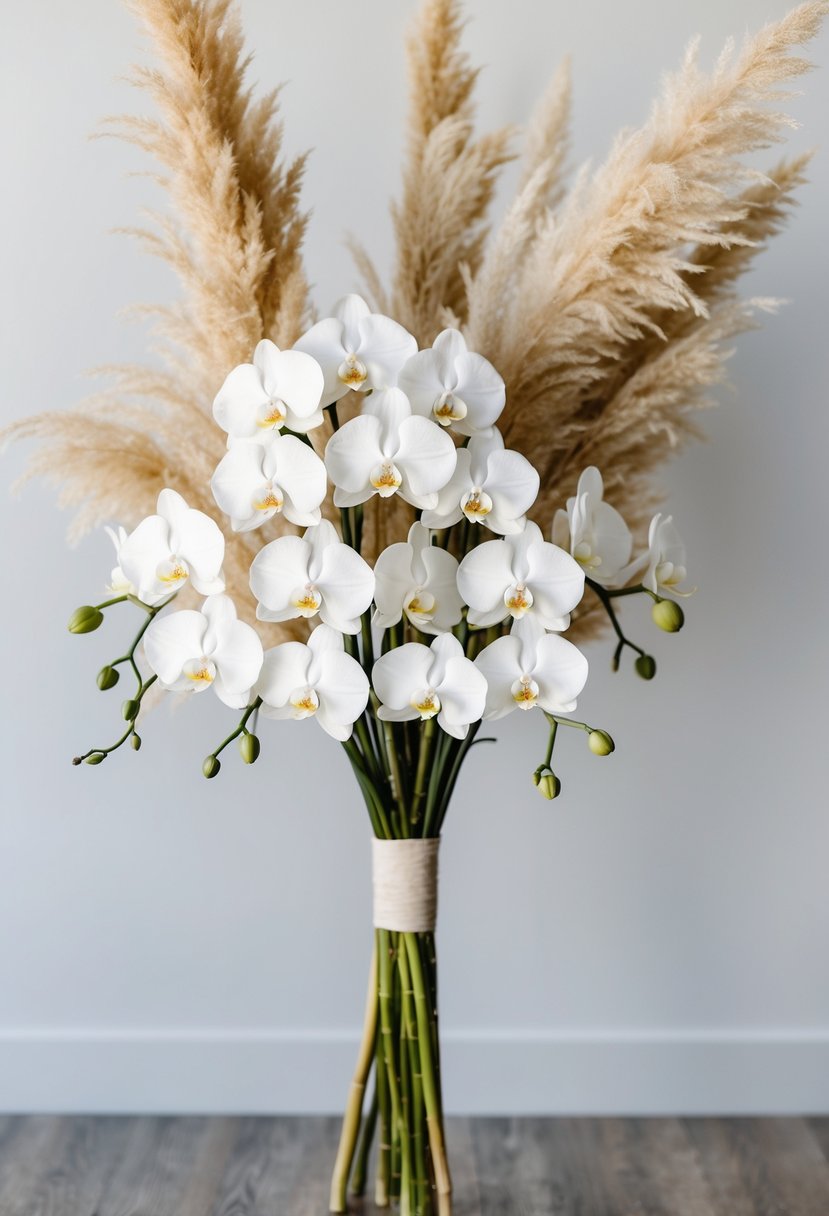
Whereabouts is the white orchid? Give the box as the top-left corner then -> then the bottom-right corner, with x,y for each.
372,633 -> 487,739
294,294 -> 417,404
552,466 -> 633,587
398,328 -> 505,436
420,429 -> 539,535
324,387 -> 456,509
373,521 -> 463,635
105,525 -> 136,596
257,623 -> 370,741
457,521 -> 584,631
250,519 -> 375,634
117,489 -> 225,607
642,513 -> 693,596
211,432 -> 327,532
143,594 -> 263,709
475,617 -> 588,719
213,340 -> 325,440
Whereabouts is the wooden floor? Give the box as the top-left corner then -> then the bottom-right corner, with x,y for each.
0,1115 -> 828,1214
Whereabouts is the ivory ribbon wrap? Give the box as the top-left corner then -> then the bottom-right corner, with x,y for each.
371,837 -> 440,932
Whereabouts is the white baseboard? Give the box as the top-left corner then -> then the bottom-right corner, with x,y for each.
1,1029 -> 827,1114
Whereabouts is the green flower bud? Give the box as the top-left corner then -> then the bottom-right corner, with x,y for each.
588,729 -> 615,756
130,734 -> 142,751
202,755 -> 221,779
68,605 -> 104,634
85,752 -> 106,765
537,771 -> 561,800
531,767 -> 543,787
122,698 -> 139,721
652,599 -> 684,633
239,733 -> 261,765
97,665 -> 120,691
635,654 -> 657,680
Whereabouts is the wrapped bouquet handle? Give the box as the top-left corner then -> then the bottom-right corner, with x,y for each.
372,838 -> 440,933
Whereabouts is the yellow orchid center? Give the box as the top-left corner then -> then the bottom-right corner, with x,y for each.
504,583 -> 534,619
290,687 -> 319,718
433,392 -> 467,426
252,482 -> 284,513
156,557 -> 189,587
292,585 -> 322,617
510,675 -> 539,711
257,398 -> 287,429
404,589 -> 436,627
461,488 -> 493,523
370,461 -> 403,497
337,354 -> 368,389
410,689 -> 441,720
183,657 -> 216,687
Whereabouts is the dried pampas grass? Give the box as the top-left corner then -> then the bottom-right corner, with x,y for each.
4,0 -> 825,647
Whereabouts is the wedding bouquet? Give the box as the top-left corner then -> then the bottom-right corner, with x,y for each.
7,0 -> 824,1212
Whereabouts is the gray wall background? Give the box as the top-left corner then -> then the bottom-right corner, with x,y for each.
1,0 -> 827,1113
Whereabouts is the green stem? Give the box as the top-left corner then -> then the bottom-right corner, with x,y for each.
378,929 -> 412,1213
411,718 -> 437,833
404,934 -> 451,1216
587,581 -> 646,662
349,1078 -> 378,1197
208,697 -> 262,761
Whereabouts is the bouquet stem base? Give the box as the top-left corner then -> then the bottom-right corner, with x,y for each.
330,931 -> 451,1215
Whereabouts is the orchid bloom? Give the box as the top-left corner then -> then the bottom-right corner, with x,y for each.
249,519 -> 375,634
257,624 -> 370,741
324,387 -> 457,509
117,489 -> 225,607
143,594 -> 263,709
211,432 -> 327,532
373,521 -> 463,635
643,513 -> 693,596
213,340 -> 325,440
398,328 -> 505,436
552,466 -> 632,586
475,617 -> 588,719
420,429 -> 539,535
457,521 -> 584,631
294,294 -> 417,404
372,632 -> 487,739
105,525 -> 136,596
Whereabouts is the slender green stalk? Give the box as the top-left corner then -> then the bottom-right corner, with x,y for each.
378,929 -> 413,1212
404,933 -> 451,1216
349,1080 -> 378,1197
375,1020 -> 392,1208
329,943 -> 378,1212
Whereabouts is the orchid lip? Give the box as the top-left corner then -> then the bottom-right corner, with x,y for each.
183,656 -> 216,687
370,461 -> 403,497
337,355 -> 368,389
290,686 -> 320,718
574,540 -> 601,569
410,688 -> 441,719
504,582 -> 534,618
510,675 -> 539,710
156,556 -> 190,586
433,392 -> 467,425
252,482 -> 284,512
256,398 -> 287,429
404,588 -> 436,625
292,584 -> 323,617
461,488 -> 493,522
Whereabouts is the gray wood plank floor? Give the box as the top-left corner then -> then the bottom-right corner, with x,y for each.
0,1116 -> 827,1215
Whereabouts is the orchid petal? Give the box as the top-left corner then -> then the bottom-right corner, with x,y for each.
315,650 -> 370,737
213,363 -> 270,441
474,635 -> 524,720
535,633 -> 589,713
293,317 -> 349,403
395,416 -> 457,500
144,609 -> 206,686
325,415 -> 384,494
457,539 -> 515,622
256,642 -> 312,710
250,535 -> 313,617
315,541 -> 375,633
372,644 -> 432,711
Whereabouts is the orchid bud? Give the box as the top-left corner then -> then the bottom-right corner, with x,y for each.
588,730 -> 615,756
202,755 -> 221,779
85,752 -> 106,765
122,698 -> 139,721
97,665 -> 119,691
68,605 -> 104,634
652,599 -> 684,633
537,771 -> 561,800
239,733 -> 261,765
131,734 -> 142,751
635,654 -> 656,680
531,767 -> 543,787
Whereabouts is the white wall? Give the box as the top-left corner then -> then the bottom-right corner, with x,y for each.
1,0 -> 828,1114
